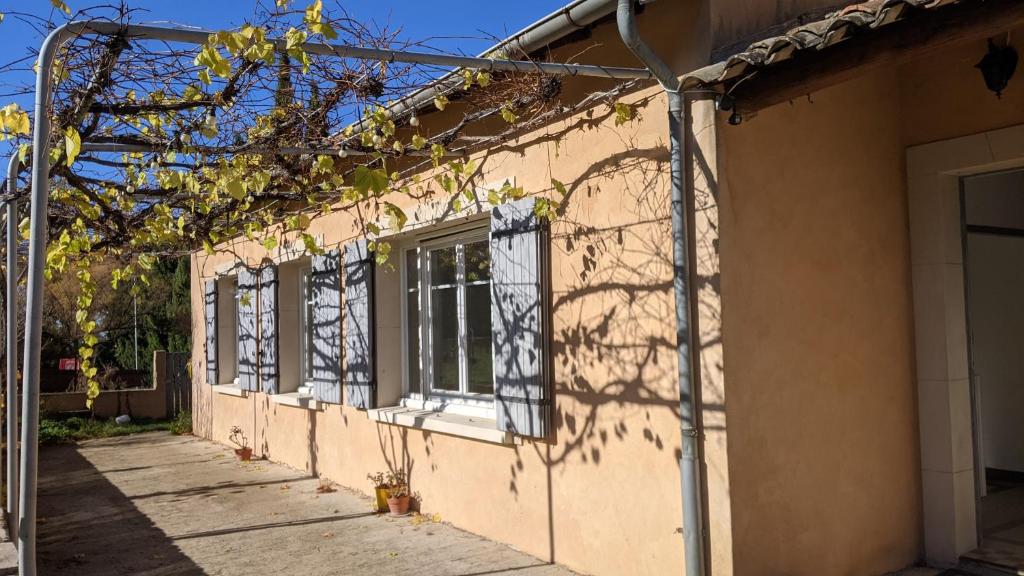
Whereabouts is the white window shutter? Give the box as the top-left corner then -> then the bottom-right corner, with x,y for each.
237,267 -> 260,391
311,249 -> 342,403
204,279 -> 217,385
259,265 -> 279,395
490,198 -> 551,438
344,240 -> 375,410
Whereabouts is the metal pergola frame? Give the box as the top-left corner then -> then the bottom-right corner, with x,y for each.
3,19 -> 656,575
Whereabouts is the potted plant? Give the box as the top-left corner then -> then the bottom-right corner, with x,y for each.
229,426 -> 252,461
385,470 -> 410,516
386,483 -> 410,516
367,472 -> 389,513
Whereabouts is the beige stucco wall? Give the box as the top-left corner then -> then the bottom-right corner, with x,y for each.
719,67 -> 922,576
191,80 -> 692,576
187,3 -> 729,575
716,29 -> 1024,575
186,1 -> 1024,573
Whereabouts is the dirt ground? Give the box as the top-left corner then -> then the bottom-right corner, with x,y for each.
37,432 -> 575,576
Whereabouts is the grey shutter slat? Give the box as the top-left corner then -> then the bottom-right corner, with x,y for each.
204,279 -> 218,385
344,240 -> 375,410
491,198 -> 551,438
312,249 -> 342,403
237,267 -> 260,391
259,265 -> 280,395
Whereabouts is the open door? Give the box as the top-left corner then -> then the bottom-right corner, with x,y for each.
962,169 -> 1024,571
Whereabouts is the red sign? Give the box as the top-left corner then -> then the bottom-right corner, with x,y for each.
58,358 -> 80,371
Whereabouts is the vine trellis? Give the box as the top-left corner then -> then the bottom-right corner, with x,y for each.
0,0 -> 644,404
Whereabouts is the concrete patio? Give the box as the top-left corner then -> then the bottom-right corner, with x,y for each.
37,432 -> 575,575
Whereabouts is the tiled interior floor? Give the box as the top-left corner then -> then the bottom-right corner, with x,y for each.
963,471 -> 1024,574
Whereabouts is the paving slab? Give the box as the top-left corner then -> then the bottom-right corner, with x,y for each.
37,432 -> 575,576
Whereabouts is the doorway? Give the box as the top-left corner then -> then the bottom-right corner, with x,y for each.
961,169 -> 1024,572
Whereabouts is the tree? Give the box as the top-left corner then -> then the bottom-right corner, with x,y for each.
0,0 -> 625,404
106,256 -> 191,379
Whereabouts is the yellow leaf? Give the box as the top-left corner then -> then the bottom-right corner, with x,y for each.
0,103 -> 30,140
50,0 -> 71,15
64,127 -> 81,167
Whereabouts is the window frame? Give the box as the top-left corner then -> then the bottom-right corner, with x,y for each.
400,225 -> 495,417
298,264 -> 316,395
215,274 -> 240,386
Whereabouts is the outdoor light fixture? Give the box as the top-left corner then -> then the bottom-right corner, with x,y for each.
715,91 -> 743,125
976,38 -> 1018,98
715,92 -> 734,112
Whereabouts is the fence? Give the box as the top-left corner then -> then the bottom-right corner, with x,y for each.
35,351 -> 190,420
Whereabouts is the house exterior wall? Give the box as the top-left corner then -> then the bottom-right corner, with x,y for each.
191,80 -> 693,576
187,2 -> 1024,574
718,67 -> 922,576
716,28 -> 1024,575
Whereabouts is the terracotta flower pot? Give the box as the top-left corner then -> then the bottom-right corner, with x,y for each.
234,447 -> 253,461
374,487 -> 389,512
387,495 -> 410,516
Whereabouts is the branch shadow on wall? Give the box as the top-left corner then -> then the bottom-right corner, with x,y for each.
492,98 -> 723,564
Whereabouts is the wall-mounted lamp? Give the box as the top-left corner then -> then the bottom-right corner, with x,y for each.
715,92 -> 744,125
976,38 -> 1018,98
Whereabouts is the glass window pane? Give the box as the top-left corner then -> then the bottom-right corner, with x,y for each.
405,250 -> 420,393
430,246 -> 457,286
464,240 -> 490,283
430,286 -> 459,391
302,269 -> 314,381
466,281 -> 493,394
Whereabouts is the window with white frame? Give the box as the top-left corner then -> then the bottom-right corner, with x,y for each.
299,265 -> 315,391
216,275 -> 239,385
270,258 -> 313,395
404,227 -> 494,409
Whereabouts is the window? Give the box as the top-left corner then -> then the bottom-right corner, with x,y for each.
299,265 -> 315,389
404,228 -> 494,407
215,276 -> 239,385
266,258 -> 312,396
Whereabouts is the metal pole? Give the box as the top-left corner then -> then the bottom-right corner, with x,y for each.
117,23 -> 653,80
5,154 -> 18,540
20,21 -> 71,574
75,141 -> 465,159
133,293 -> 138,370
616,2 -> 706,576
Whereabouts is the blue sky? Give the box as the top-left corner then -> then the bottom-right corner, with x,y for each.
0,0 -> 568,159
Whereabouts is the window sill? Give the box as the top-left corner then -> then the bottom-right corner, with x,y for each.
269,392 -> 321,411
367,406 -> 519,446
212,384 -> 249,398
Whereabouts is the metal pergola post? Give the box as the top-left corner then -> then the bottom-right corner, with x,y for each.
5,154 -> 19,541
3,142 -> 166,546
18,20 -> 653,576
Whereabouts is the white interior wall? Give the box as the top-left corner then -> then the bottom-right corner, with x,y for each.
967,233 -> 1024,473
964,170 -> 1024,473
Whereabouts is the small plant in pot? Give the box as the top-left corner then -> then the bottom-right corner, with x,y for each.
386,482 -> 410,516
228,426 -> 252,461
385,470 -> 410,516
367,472 -> 389,513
